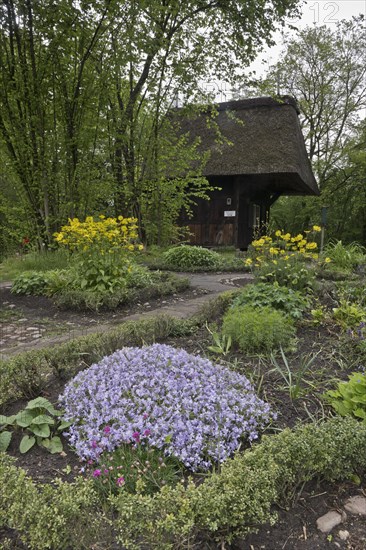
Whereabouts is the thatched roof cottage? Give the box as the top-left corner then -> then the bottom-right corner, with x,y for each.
177,96 -> 318,249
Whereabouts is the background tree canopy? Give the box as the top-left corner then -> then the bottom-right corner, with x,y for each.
254,15 -> 366,242
0,0 -> 302,253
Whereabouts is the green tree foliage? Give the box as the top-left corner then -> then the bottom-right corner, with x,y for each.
257,16 -> 366,242
0,0 -> 302,249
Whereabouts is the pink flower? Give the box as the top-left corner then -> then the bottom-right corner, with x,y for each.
103,426 -> 111,434
116,476 -> 125,487
91,440 -> 98,449
143,429 -> 151,437
93,469 -> 101,477
104,469 -> 109,474
143,413 -> 148,420
132,431 -> 140,443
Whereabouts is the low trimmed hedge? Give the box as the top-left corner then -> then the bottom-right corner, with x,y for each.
1,417 -> 366,549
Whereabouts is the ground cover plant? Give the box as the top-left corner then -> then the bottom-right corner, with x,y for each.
60,344 -> 274,470
2,234 -> 366,548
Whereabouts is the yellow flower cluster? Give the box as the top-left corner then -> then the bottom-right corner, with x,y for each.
246,227 -> 321,268
54,215 -> 143,253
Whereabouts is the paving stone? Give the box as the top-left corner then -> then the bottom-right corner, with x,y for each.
344,496 -> 366,516
338,530 -> 350,541
316,510 -> 346,533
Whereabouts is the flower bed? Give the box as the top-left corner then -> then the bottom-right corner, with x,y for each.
59,344 -> 274,470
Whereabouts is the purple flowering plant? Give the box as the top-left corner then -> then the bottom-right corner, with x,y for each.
81,433 -> 182,497
59,344 -> 274,471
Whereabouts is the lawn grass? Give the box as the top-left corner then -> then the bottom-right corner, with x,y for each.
0,249 -> 71,282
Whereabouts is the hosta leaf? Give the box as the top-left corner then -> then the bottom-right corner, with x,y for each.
0,431 -> 12,451
15,410 -> 37,427
48,436 -> 63,454
31,414 -> 55,425
26,398 -> 58,415
0,414 -> 16,426
30,423 -> 50,438
19,435 -> 36,453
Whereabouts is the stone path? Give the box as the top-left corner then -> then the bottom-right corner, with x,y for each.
0,272 -> 253,359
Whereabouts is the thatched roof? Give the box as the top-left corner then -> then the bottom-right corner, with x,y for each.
176,96 -> 319,196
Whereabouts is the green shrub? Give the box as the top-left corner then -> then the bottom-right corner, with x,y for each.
125,262 -> 153,288
112,482 -> 198,550
52,287 -> 130,311
112,417 -> 366,548
1,418 -> 366,549
72,253 -> 130,293
323,240 -> 366,271
0,454 -> 109,550
11,269 -> 71,296
232,282 -> 309,320
255,257 -> 315,292
325,371 -> 366,422
0,349 -> 50,403
222,305 -> 296,353
11,271 -> 50,295
193,290 -> 237,324
44,269 -> 72,295
163,245 -> 222,270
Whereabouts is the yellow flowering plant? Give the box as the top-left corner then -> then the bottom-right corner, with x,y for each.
245,227 -> 322,292
54,215 -> 141,253
54,216 -> 144,293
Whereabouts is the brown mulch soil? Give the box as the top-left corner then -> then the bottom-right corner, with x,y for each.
1,290 -> 366,549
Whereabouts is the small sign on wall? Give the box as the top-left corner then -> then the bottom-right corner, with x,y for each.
224,210 -> 236,217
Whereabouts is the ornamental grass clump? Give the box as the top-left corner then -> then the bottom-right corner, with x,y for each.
222,305 -> 296,354
59,344 -> 274,471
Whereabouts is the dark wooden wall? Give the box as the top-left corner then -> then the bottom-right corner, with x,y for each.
180,176 -> 271,249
